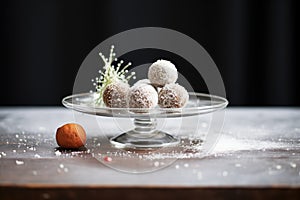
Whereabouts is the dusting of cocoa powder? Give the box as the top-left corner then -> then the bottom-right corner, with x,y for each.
56,123 -> 86,149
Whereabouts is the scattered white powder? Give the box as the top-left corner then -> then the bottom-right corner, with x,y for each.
54,150 -> 61,156
290,163 -> 297,168
16,160 -> 24,165
34,154 -> 41,158
197,171 -> 203,180
213,135 -> 288,153
201,122 -> 208,128
38,126 -> 46,131
276,165 -> 282,170
222,171 -> 228,177
28,147 -> 36,151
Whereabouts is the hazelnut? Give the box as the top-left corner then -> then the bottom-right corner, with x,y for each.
56,123 -> 86,148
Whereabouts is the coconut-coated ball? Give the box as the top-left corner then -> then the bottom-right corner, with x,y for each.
56,123 -> 86,149
158,83 -> 189,108
133,79 -> 151,86
128,84 -> 158,109
148,59 -> 178,87
103,81 -> 130,108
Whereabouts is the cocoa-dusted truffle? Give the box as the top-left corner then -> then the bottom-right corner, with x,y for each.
148,59 -> 178,87
103,81 -> 130,108
158,83 -> 189,108
56,123 -> 86,149
128,84 -> 158,109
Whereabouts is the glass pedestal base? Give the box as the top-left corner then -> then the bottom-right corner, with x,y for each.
110,130 -> 179,149
109,118 -> 179,149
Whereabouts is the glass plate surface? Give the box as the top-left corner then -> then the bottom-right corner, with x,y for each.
62,92 -> 228,149
62,92 -> 228,118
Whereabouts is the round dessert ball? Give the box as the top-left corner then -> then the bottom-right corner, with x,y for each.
133,79 -> 151,86
134,78 -> 162,93
56,123 -> 86,149
158,83 -> 189,108
128,84 -> 158,109
103,81 -> 130,108
148,59 -> 178,87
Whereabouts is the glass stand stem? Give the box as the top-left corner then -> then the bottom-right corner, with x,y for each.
132,118 -> 157,136
110,117 -> 180,149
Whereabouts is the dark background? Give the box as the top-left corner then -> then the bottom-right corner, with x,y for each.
1,0 -> 298,106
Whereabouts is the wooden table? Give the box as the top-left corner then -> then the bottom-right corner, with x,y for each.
0,107 -> 299,199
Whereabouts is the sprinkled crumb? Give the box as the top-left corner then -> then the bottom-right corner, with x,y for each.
201,122 -> 208,128
28,146 -> 36,151
222,171 -> 228,177
154,161 -> 160,167
197,172 -> 203,180
16,160 -> 24,165
276,165 -> 282,170
235,163 -> 242,167
104,156 -> 112,162
34,154 -> 41,158
290,163 -> 297,168
55,150 -> 61,156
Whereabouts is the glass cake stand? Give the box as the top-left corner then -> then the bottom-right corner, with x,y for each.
62,92 -> 228,149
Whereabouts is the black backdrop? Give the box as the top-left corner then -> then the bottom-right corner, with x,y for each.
1,0 -> 299,106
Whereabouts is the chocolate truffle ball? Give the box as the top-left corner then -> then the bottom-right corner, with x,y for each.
103,81 -> 130,108
158,83 -> 189,108
133,79 -> 151,86
56,123 -> 86,149
148,59 -> 178,87
128,84 -> 158,109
